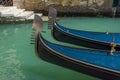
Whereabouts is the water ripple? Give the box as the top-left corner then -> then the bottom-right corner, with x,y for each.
0,49 -> 25,80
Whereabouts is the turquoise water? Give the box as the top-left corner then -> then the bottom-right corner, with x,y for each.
0,17 -> 120,80
59,17 -> 120,32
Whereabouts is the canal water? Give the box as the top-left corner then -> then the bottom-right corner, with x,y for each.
0,17 -> 120,80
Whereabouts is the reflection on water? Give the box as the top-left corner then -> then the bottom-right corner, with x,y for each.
0,49 -> 25,80
14,28 -> 19,33
3,30 -> 8,36
0,23 -> 26,80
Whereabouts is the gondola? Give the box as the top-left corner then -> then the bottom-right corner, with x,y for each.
33,15 -> 120,80
49,7 -> 120,52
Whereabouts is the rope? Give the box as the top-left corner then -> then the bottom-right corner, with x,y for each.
109,37 -> 116,55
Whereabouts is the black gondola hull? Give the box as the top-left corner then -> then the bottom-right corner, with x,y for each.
52,23 -> 120,51
35,34 -> 120,80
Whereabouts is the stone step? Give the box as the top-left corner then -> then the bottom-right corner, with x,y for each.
0,6 -> 44,22
1,8 -> 25,17
0,6 -> 17,15
27,13 -> 42,20
15,11 -> 34,19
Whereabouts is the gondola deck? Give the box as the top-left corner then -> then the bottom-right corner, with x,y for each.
36,33 -> 120,80
50,7 -> 120,51
54,22 -> 120,44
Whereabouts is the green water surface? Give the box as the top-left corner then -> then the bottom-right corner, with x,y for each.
0,17 -> 120,80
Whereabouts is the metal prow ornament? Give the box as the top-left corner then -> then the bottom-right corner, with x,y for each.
31,15 -> 43,44
48,7 -> 57,29
48,7 -> 57,21
32,15 -> 43,33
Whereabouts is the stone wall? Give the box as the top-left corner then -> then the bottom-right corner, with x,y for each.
13,0 -> 24,8
13,0 -> 114,14
24,0 -> 44,11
